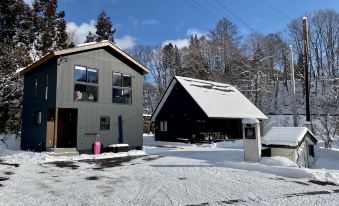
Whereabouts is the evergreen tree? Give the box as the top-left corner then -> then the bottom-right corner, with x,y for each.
173,45 -> 182,76
85,11 -> 116,43
186,35 -> 209,79
0,0 -> 33,133
84,31 -> 96,43
33,0 -> 69,58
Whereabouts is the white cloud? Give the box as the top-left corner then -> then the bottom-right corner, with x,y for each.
67,20 -> 96,44
115,35 -> 136,50
162,39 -> 189,49
162,28 -> 208,49
186,28 -> 208,38
140,19 -> 159,25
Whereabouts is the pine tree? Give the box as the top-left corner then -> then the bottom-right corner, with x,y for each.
84,11 -> 116,43
33,0 -> 69,58
85,31 -> 96,43
186,35 -> 209,79
0,0 -> 34,133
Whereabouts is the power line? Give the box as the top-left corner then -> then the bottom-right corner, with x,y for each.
260,0 -> 291,20
215,0 -> 257,33
183,0 -> 218,24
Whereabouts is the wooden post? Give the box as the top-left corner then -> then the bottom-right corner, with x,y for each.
54,108 -> 58,148
303,17 -> 311,123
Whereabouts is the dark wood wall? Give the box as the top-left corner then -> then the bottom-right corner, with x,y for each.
154,82 -> 242,142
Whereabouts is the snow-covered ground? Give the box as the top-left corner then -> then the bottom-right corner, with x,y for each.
1,134 -> 339,205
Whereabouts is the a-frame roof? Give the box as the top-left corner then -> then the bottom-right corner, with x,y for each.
20,40 -> 149,75
151,76 -> 267,121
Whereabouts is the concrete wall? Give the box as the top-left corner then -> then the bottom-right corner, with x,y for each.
21,59 -> 57,150
56,48 -> 143,151
270,148 -> 297,162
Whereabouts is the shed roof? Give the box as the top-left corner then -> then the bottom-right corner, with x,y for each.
262,127 -> 317,147
151,76 -> 267,121
20,40 -> 149,75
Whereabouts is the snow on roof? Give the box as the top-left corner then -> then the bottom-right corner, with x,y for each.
262,127 -> 315,147
175,76 -> 267,119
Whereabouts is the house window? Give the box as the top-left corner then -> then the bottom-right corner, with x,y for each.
100,116 -> 110,130
160,121 -> 167,131
308,145 -> 314,157
33,111 -> 42,125
45,74 -> 48,100
112,72 -> 132,104
34,77 -> 38,103
74,66 -> 98,102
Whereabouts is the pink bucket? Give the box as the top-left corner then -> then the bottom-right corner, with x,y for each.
93,141 -> 101,155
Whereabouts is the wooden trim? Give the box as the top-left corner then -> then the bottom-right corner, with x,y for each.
54,108 -> 58,148
151,77 -> 177,121
20,41 -> 149,76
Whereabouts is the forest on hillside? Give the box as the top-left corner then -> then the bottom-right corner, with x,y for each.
0,1 -> 338,142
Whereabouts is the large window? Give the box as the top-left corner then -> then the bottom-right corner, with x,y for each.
74,66 -> 98,102
112,72 -> 132,104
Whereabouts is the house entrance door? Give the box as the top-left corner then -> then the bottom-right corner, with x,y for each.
57,108 -> 78,148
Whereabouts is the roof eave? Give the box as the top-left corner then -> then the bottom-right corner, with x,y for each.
20,52 -> 56,76
20,41 -> 149,76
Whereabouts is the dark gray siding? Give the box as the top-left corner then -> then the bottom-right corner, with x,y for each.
21,60 -> 57,150
56,48 -> 143,151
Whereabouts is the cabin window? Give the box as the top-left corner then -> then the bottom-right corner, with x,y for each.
112,72 -> 132,104
34,77 -> 38,103
33,111 -> 42,125
44,74 -> 48,100
100,116 -> 110,130
74,66 -> 98,102
308,145 -> 314,157
160,121 -> 167,131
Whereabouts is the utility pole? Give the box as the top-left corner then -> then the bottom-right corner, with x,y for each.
290,45 -> 298,127
303,17 -> 311,129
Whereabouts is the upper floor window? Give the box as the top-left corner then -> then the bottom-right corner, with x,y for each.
74,66 -> 98,102
45,74 -> 48,101
33,77 -> 38,103
112,72 -> 132,104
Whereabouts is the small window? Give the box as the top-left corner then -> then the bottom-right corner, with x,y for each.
74,66 -> 87,82
112,72 -> 122,86
160,121 -> 167,131
122,74 -> 132,87
87,68 -> 98,84
34,77 -> 38,103
100,116 -> 110,130
33,111 -> 42,125
45,74 -> 48,100
308,145 -> 314,157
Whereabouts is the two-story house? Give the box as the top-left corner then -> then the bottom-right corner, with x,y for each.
20,41 -> 149,153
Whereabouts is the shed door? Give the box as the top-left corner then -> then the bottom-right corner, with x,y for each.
46,121 -> 55,148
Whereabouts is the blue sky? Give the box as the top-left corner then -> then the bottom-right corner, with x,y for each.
26,0 -> 339,49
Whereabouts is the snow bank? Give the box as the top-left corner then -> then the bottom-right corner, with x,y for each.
260,156 -> 297,167
45,150 -> 145,162
0,133 -> 20,150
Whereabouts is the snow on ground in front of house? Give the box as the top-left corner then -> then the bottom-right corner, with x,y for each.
1,134 -> 339,205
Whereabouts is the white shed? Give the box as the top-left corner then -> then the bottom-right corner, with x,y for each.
262,127 -> 317,168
